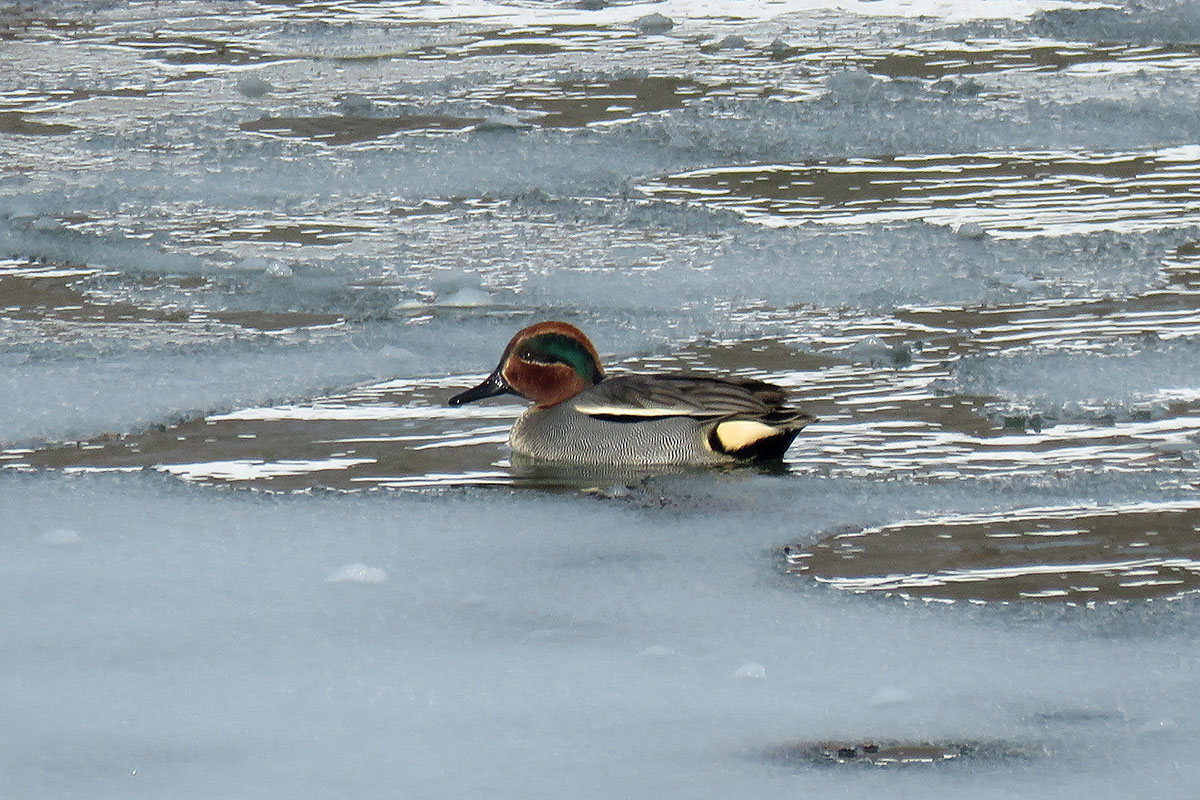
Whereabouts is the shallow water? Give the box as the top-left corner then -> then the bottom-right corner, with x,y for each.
4,0 -> 1200,796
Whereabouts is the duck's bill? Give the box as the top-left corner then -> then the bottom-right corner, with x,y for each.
448,370 -> 513,406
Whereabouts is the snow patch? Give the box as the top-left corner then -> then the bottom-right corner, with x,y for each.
41,527 -> 82,546
870,686 -> 913,708
326,563 -> 389,584
734,661 -> 767,680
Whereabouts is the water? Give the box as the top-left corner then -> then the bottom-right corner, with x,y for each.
3,0 -> 1200,796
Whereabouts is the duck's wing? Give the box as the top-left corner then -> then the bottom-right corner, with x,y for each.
574,374 -> 816,460
571,374 -> 797,422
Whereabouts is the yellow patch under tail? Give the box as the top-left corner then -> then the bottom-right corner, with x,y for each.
713,419 -> 779,452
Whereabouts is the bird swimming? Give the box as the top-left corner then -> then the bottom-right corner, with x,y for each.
448,321 -> 814,466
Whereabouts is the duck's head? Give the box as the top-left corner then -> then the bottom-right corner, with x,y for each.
449,321 -> 604,409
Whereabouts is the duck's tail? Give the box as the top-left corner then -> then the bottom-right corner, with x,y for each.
709,411 -> 816,461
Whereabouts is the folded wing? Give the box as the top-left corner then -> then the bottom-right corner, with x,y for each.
573,375 -> 781,417
572,375 -> 813,459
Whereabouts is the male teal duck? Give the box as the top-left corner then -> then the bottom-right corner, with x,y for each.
448,321 -> 815,466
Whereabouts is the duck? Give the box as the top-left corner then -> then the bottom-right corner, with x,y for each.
448,321 -> 815,466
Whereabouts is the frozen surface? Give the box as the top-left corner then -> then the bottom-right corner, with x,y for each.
4,0 -> 1200,796
4,472 -> 1200,799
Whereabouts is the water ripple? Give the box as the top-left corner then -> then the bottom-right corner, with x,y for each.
640,148 -> 1200,237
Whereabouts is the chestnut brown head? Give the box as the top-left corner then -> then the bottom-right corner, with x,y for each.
448,321 -> 604,409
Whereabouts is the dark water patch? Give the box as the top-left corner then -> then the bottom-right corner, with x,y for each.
0,268 -> 187,326
0,5 -> 93,41
462,39 -> 565,57
240,113 -> 484,144
211,221 -> 374,246
388,196 -> 507,220
0,261 -> 342,338
407,24 -> 634,61
785,502 -> 1200,604
634,338 -> 843,377
895,291 -> 1200,355
0,111 -> 76,135
446,25 -> 578,58
639,148 -> 1200,237
4,376 -> 518,491
0,86 -> 153,113
1163,240 -> 1200,291
492,75 -> 710,127
203,308 -> 344,333
112,33 -> 282,67
765,738 -> 1038,767
867,40 -> 1200,81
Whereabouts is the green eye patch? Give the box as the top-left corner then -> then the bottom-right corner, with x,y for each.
520,333 -> 603,384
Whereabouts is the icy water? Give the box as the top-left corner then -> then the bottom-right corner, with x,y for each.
4,0 -> 1200,797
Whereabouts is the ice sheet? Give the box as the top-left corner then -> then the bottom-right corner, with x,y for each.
3,472 -> 1200,799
